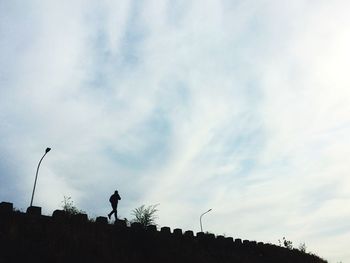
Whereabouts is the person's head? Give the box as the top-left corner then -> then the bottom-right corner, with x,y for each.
115,190 -> 118,194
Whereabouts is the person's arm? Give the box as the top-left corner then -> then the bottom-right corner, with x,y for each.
118,194 -> 121,200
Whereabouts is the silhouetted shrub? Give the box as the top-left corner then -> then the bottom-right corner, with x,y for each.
131,204 -> 159,227
279,237 -> 293,250
61,196 -> 85,216
298,242 -> 307,253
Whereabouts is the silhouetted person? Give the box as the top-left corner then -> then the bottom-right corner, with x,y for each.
108,190 -> 121,220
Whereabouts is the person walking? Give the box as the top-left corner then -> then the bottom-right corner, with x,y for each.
108,190 -> 121,220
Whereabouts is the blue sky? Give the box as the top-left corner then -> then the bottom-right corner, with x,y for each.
1,1 -> 350,262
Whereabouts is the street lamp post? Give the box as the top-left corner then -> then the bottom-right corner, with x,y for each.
30,147 -> 51,207
200,208 -> 212,232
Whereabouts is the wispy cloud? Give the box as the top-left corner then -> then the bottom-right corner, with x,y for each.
1,1 -> 350,262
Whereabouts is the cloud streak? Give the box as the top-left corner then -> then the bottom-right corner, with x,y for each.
1,1 -> 350,262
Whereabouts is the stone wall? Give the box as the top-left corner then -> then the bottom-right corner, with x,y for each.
0,202 -> 326,263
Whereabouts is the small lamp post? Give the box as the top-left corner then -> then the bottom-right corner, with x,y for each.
200,208 -> 212,232
30,147 -> 51,207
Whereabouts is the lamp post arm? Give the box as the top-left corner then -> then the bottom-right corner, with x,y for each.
200,213 -> 203,232
30,151 -> 49,207
200,209 -> 212,232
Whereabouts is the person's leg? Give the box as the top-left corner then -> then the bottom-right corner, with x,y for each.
113,206 -> 118,221
108,210 -> 113,219
108,204 -> 116,219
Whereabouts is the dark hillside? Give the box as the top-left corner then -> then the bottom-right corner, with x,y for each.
0,202 -> 327,263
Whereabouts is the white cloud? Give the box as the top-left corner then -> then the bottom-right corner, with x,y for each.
1,1 -> 349,262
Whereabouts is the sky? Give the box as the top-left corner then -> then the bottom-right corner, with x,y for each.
1,0 -> 350,262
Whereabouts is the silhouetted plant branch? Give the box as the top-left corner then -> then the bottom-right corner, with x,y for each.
278,237 -> 293,250
61,196 -> 85,216
131,204 -> 159,227
298,242 -> 307,253
278,238 -> 315,256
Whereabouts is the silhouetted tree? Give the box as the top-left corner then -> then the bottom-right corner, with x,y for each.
131,204 -> 159,227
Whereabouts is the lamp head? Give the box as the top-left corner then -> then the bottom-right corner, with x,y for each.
45,147 -> 51,153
